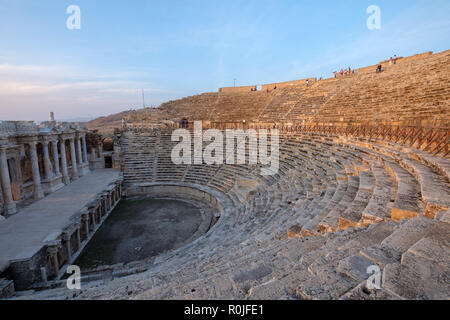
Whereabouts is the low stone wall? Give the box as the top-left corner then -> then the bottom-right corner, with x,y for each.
261,78 -> 316,91
125,182 -> 225,219
219,85 -> 257,93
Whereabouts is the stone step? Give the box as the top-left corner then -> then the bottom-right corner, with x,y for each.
360,216 -> 437,267
382,256 -> 448,300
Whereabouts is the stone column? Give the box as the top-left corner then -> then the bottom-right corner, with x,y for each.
89,209 -> 96,230
108,192 -> 112,210
81,212 -> 90,239
41,140 -> 53,180
75,137 -> 83,167
69,138 -> 78,180
59,139 -> 70,185
47,244 -> 60,277
81,136 -> 88,163
96,206 -> 102,222
0,146 -> 17,215
75,225 -> 81,251
40,267 -> 48,283
102,196 -> 108,216
52,140 -> 61,176
103,194 -> 109,213
62,233 -> 72,262
29,142 -> 44,200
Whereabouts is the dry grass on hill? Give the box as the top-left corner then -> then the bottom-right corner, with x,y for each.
85,110 -> 133,134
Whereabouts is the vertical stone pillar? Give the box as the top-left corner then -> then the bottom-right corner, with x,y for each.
0,146 -> 17,216
81,212 -> 90,239
75,225 -> 81,251
62,233 -> 72,262
104,194 -> 109,213
75,137 -> 83,167
41,140 -> 53,180
81,136 -> 88,163
108,192 -> 113,209
96,205 -> 101,222
47,244 -> 60,277
102,195 -> 108,216
97,145 -> 102,160
29,142 -> 44,200
70,138 -> 78,180
52,140 -> 61,176
40,267 -> 48,283
89,209 -> 96,231
59,139 -> 70,185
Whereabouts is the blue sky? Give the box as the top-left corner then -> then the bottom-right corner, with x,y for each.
0,0 -> 449,121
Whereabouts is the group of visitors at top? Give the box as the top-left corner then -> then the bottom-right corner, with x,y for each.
261,53 -> 402,92
376,55 -> 399,73
333,67 -> 354,78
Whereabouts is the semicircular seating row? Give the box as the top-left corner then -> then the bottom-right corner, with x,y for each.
17,129 -> 450,300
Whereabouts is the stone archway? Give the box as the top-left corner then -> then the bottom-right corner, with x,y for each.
102,138 -> 114,152
180,118 -> 189,129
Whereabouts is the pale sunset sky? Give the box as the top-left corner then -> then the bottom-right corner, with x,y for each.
0,0 -> 449,121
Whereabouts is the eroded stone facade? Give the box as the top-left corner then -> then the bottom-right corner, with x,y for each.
0,121 -> 92,218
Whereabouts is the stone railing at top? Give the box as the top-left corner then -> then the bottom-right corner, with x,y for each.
122,120 -> 450,158
0,121 -> 38,135
0,121 -> 88,138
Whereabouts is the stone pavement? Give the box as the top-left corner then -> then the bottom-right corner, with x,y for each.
0,169 -> 120,272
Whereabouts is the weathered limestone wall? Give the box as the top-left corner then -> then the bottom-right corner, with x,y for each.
218,77 -> 317,93
86,132 -> 121,170
219,85 -> 257,93
0,121 -> 93,218
261,78 -> 316,91
125,183 -> 224,216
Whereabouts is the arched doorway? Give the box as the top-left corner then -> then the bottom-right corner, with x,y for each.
102,138 -> 114,152
180,118 -> 189,129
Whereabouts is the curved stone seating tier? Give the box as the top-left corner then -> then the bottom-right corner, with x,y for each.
59,49 -> 446,300
11,126 -> 449,300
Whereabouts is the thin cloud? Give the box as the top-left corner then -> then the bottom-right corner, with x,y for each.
0,63 -> 175,121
